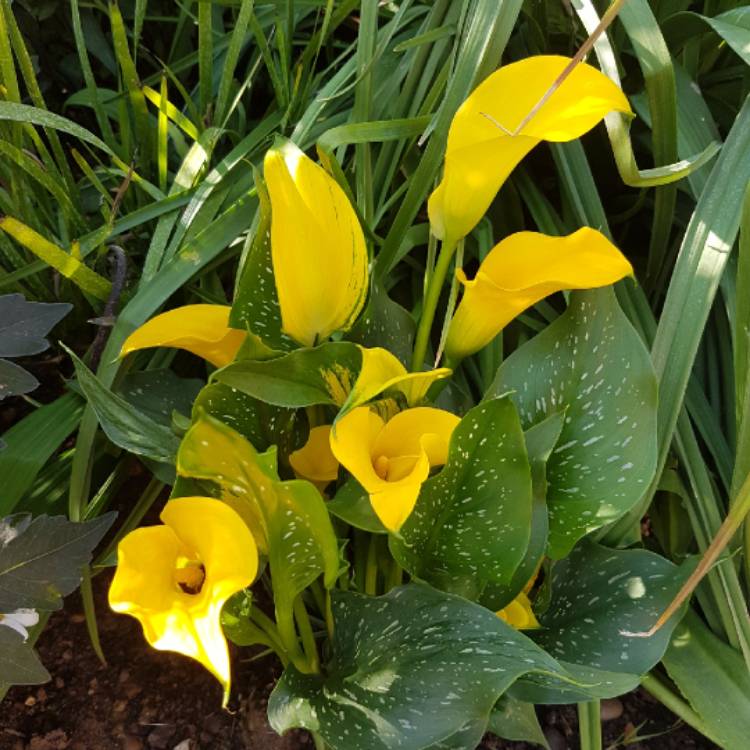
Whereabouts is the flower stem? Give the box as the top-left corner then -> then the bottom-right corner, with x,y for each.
365,534 -> 379,596
411,238 -> 457,372
294,595 -> 320,673
577,700 -> 602,750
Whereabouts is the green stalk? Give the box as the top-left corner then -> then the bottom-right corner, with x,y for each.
411,238 -> 457,371
364,534 -> 379,596
294,596 -> 320,674
577,701 -> 602,750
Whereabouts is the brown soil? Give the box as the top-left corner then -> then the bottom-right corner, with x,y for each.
1,571 -> 717,750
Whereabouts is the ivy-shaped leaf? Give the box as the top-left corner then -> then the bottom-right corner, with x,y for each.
511,541 -> 691,704
117,369 -> 203,427
176,413 -> 339,646
268,583 -> 576,750
487,695 -> 549,749
0,626 -> 49,686
487,289 -> 657,559
0,513 -> 114,612
0,294 -> 71,357
391,397 -> 533,598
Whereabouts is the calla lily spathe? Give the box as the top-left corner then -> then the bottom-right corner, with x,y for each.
343,346 -> 451,415
108,497 -> 257,702
497,592 -> 540,630
120,305 -> 245,368
289,425 -> 340,490
264,139 -> 369,347
428,56 -> 632,244
444,228 -> 633,360
330,406 -> 460,532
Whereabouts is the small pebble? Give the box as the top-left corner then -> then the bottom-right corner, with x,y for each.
172,741 -> 193,750
24,695 -> 36,707
124,682 -> 143,699
119,669 -> 131,684
123,737 -> 144,750
113,699 -> 128,714
70,613 -> 85,624
601,697 -> 624,721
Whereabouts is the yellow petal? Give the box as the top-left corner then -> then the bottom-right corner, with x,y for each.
331,406 -> 459,532
264,139 -> 369,346
445,228 -> 633,360
429,55 -> 632,242
120,305 -> 245,368
289,425 -> 340,485
109,497 -> 257,700
496,592 -> 540,630
330,407 -> 386,492
372,407 -> 459,472
345,346 -> 452,413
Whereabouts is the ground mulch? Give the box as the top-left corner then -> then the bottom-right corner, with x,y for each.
1,571 -> 717,750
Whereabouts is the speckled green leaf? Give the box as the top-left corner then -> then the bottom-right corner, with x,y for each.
511,541 -> 691,704
214,341 -> 361,408
391,397 -> 533,598
192,381 -> 302,456
176,413 -> 339,639
117,369 -> 203,426
0,294 -> 70,358
229,173 -> 294,351
348,281 -> 415,367
487,289 -> 658,559
268,583 -> 575,750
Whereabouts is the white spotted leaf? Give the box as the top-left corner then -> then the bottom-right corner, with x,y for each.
487,289 -> 658,559
510,541 -> 691,704
268,582 -> 576,750
390,397 -> 533,598
214,341 -> 361,408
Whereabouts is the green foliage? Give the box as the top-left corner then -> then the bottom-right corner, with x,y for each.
391,397 -> 533,597
268,583 -> 574,750
488,289 -> 658,559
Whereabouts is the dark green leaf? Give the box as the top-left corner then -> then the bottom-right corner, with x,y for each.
268,583 -> 574,750
487,290 -> 658,559
348,281 -> 415,367
0,358 -> 38,400
67,347 -> 181,464
0,626 -> 49,685
214,341 -> 361,408
511,541 -> 691,703
391,397 -> 533,597
0,294 -> 71,357
116,369 -> 203,426
192,381 -> 302,456
0,513 -> 114,611
327,478 -> 386,534
487,695 -> 549,749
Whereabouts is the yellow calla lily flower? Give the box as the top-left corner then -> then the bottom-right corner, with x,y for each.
120,304 -> 245,368
496,591 -> 540,630
289,425 -> 340,490
330,406 -> 460,532
108,497 -> 257,703
428,55 -> 632,243
343,346 -> 452,414
444,228 -> 633,361
264,139 -> 369,347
